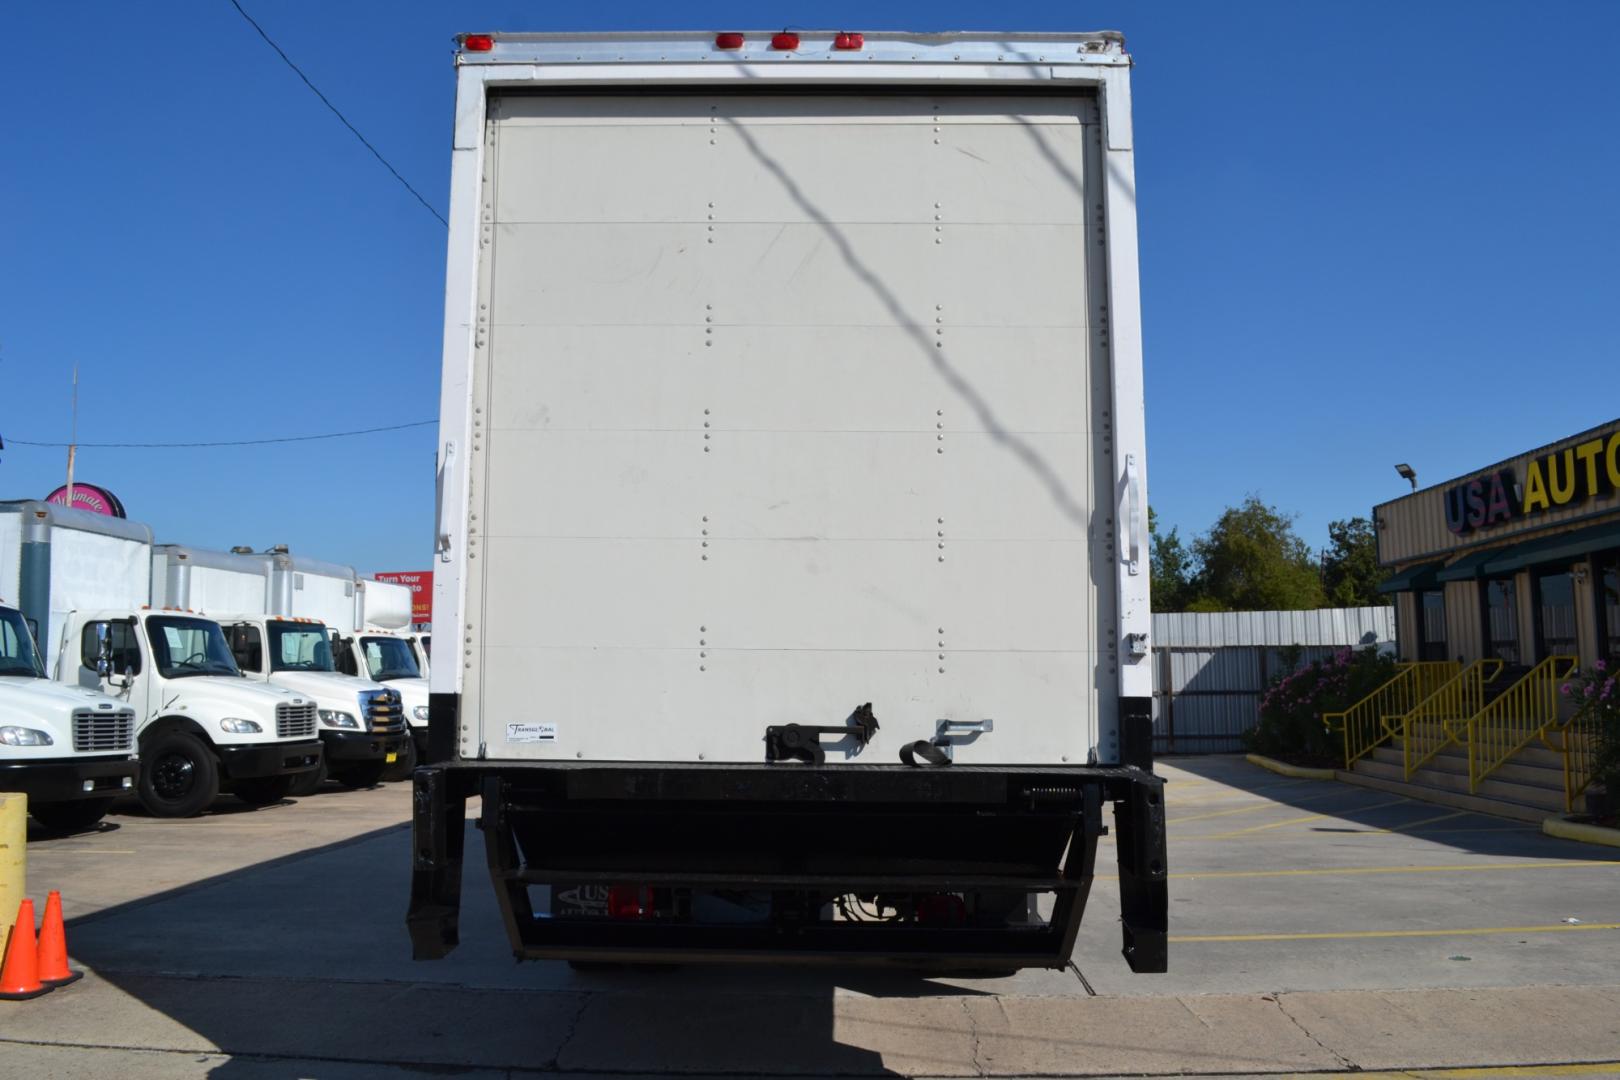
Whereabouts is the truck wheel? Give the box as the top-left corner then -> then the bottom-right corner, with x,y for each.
383,736 -> 417,782
139,730 -> 220,818
30,798 -> 114,835
233,775 -> 295,806
288,755 -> 328,797
336,760 -> 388,789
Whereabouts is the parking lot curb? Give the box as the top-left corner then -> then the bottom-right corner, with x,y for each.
1245,753 -> 1337,781
1543,815 -> 1620,849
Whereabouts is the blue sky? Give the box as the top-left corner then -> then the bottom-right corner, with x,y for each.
3,2 -> 1618,574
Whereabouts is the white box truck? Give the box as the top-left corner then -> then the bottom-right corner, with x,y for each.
1,502 -> 323,817
150,544 -> 408,790
0,598 -> 138,833
408,30 -> 1165,973
249,552 -> 433,774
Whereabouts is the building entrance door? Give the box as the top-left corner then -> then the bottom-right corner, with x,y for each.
1482,578 -> 1520,664
1534,570 -> 1577,660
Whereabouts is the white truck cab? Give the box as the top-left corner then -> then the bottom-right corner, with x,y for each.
218,614 -> 407,791
0,600 -> 138,833
61,608 -> 322,817
406,632 -> 431,679
332,628 -> 428,777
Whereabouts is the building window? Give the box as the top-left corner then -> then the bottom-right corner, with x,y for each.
1418,590 -> 1448,661
1598,551 -> 1620,663
1481,577 -> 1520,664
1534,569 -> 1577,660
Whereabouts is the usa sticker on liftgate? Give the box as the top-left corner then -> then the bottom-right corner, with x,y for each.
507,723 -> 558,743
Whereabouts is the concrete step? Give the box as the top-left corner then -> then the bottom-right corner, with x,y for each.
1349,757 -> 1568,813
1334,768 -> 1551,824
1367,745 -> 1567,791
1387,737 -> 1565,772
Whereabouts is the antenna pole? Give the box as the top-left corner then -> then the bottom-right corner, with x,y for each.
64,365 -> 78,509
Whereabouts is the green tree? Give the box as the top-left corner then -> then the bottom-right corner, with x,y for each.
1189,496 -> 1326,612
1321,516 -> 1382,608
1148,507 -> 1196,612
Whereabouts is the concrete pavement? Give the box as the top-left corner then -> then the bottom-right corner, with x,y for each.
4,756 -> 1618,1077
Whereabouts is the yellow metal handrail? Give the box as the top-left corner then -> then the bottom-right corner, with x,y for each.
1400,659 -> 1503,778
1467,655 -> 1579,792
1541,697 -> 1600,813
1330,661 -> 1461,769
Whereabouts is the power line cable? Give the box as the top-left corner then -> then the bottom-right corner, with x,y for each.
225,0 -> 448,227
5,419 -> 437,450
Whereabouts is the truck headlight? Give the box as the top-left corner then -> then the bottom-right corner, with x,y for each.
413,706 -> 430,722
0,726 -> 53,746
219,717 -> 262,734
320,710 -> 359,729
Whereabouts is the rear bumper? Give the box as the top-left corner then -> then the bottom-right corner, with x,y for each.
321,728 -> 407,763
0,756 -> 138,804
407,761 -> 1166,974
218,740 -> 323,781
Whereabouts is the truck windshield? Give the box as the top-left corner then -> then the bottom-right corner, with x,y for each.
0,608 -> 45,678
148,616 -> 241,679
268,622 -> 336,673
360,637 -> 420,681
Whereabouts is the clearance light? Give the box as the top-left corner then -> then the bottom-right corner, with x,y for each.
462,34 -> 494,52
715,32 -> 744,49
834,32 -> 864,50
770,32 -> 800,51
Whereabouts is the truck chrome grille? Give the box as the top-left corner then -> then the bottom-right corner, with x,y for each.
72,709 -> 135,753
276,702 -> 317,739
364,690 -> 406,735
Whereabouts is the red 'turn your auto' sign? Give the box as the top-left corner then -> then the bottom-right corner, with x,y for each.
373,571 -> 432,624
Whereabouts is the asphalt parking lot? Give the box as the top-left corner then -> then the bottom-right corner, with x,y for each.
4,756 -> 1619,1078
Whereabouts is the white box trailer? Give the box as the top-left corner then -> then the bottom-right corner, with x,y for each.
357,578 -> 413,632
409,30 -> 1165,974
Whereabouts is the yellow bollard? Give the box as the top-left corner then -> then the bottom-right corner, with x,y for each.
0,793 -> 25,924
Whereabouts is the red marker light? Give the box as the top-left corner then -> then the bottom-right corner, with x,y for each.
715,32 -> 744,49
770,32 -> 800,50
834,32 -> 864,50
607,885 -> 649,919
461,34 -> 494,52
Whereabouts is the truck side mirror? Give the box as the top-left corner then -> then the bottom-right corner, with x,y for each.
95,624 -> 113,676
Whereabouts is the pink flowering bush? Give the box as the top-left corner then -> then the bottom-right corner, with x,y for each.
1245,646 -> 1398,761
1560,658 -> 1620,795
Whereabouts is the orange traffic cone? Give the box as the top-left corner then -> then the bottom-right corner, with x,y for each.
36,891 -> 80,988
0,899 -> 52,1000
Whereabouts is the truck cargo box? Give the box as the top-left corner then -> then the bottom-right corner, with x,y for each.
410,30 -> 1164,974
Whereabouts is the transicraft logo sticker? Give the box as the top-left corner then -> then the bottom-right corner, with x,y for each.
507,722 -> 558,743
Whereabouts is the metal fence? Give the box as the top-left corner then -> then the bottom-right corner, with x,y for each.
1151,608 -> 1396,754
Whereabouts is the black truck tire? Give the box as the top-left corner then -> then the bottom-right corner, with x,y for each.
288,755 -> 328,797
233,775 -> 295,806
30,798 -> 115,835
336,760 -> 389,789
139,729 -> 220,818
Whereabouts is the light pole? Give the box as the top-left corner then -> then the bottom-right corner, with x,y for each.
1394,463 -> 1417,492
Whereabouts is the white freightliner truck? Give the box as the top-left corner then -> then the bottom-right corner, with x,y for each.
149,545 -> 408,791
408,30 -> 1166,973
0,599 -> 138,833
1,502 -> 323,817
243,552 -> 433,775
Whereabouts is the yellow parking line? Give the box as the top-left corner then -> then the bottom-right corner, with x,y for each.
1167,787 -> 1375,824
1345,1065 -> 1620,1079
1173,922 -> 1620,943
1174,859 -> 1620,880
1185,795 -> 1412,840
1354,809 -> 1471,835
